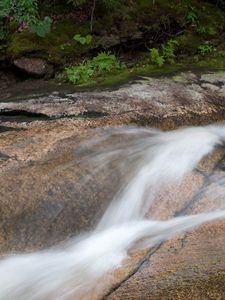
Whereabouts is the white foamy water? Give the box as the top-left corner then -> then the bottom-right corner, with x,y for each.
1,124 -> 225,300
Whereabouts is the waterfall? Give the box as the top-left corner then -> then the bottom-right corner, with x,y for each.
0,124 -> 225,300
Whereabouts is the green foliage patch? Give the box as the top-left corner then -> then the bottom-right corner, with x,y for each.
197,44 -> 215,56
65,51 -> 124,84
162,39 -> 179,64
66,64 -> 94,83
0,0 -> 52,40
73,34 -> 93,45
150,39 -> 179,67
91,51 -> 121,71
29,16 -> 52,38
150,48 -> 164,67
186,6 -> 198,24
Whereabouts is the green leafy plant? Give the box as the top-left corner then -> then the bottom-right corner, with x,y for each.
197,44 -> 214,56
150,48 -> 164,66
65,51 -> 124,84
196,25 -> 207,34
197,25 -> 217,36
150,39 -> 179,66
29,16 -> 52,37
0,0 -> 52,37
73,34 -> 93,45
186,7 -> 198,24
162,39 -> 179,64
91,51 -> 120,72
66,64 -> 94,83
0,0 -> 37,21
60,43 -> 68,50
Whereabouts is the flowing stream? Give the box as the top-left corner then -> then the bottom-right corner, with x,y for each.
1,124 -> 225,299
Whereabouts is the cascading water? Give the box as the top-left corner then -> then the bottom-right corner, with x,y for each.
1,124 -> 225,300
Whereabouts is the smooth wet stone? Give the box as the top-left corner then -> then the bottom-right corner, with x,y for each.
172,71 -> 197,83
78,149 -> 225,300
106,221 -> 225,300
1,71 -> 225,127
1,71 -> 225,299
200,71 -> 225,85
0,120 -> 126,253
96,150 -> 225,300
201,83 -> 219,92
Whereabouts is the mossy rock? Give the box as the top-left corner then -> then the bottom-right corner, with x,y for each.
6,20 -> 96,65
4,0 -> 225,75
7,30 -> 62,64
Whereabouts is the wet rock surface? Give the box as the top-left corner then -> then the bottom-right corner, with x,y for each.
106,222 -> 225,300
1,71 -> 225,299
1,71 -> 225,132
0,119 -> 124,253
103,151 -> 225,300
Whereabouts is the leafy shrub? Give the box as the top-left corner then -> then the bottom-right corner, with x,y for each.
91,51 -> 120,72
0,0 -> 37,21
0,0 -> 52,37
162,39 -> 179,64
197,44 -> 214,55
196,25 -> 207,34
73,34 -> 93,45
196,25 -> 217,36
29,16 -> 52,37
150,39 -> 179,66
186,7 -> 198,24
66,51 -> 124,84
66,64 -> 94,83
150,48 -> 164,66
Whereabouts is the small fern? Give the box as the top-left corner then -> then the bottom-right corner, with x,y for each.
162,39 -> 179,64
150,48 -> 165,67
66,51 -> 124,84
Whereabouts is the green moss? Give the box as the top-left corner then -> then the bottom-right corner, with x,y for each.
86,68 -> 132,87
196,56 -> 225,69
7,20 -> 95,64
62,63 -> 183,89
8,31 -> 48,56
7,30 -> 61,63
63,50 -> 225,89
5,0 -> 225,84
172,72 -> 196,83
